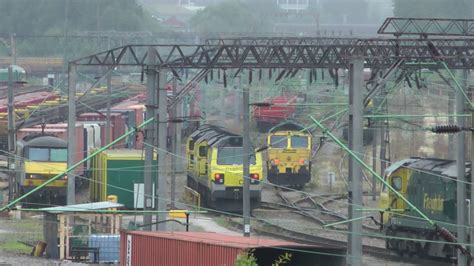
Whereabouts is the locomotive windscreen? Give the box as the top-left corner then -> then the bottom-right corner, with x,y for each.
217,147 -> 256,165
291,136 -> 308,148
28,147 -> 67,162
270,136 -> 287,148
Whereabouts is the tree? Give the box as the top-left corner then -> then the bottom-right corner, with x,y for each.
0,0 -> 160,57
189,0 -> 277,33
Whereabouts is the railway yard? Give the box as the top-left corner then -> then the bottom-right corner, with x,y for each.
1,4 -> 474,266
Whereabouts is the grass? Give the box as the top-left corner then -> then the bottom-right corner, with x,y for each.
213,216 -> 231,228
0,219 -> 44,245
0,241 -> 32,254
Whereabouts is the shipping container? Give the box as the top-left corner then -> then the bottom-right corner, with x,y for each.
90,149 -> 157,209
78,112 -> 128,149
119,231 -> 346,266
111,101 -> 145,149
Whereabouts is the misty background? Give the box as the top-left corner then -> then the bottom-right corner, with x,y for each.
0,0 -> 473,59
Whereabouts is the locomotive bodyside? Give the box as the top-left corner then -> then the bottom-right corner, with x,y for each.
380,158 -> 470,259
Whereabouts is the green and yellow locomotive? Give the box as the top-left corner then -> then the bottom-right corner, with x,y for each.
380,158 -> 470,259
186,125 -> 264,212
266,121 -> 312,189
15,135 -> 68,206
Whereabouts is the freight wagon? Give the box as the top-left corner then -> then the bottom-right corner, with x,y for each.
253,95 -> 298,132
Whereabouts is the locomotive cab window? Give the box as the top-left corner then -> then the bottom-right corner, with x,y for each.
51,149 -> 67,162
27,147 -> 67,162
217,147 -> 256,165
391,176 -> 402,191
290,136 -> 308,148
28,148 -> 49,161
270,136 -> 287,148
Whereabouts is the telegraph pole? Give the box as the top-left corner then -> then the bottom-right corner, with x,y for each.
144,47 -> 157,230
470,73 -> 474,256
170,78 -> 177,209
10,33 -> 16,65
348,58 -> 364,266
448,91 -> 455,159
106,72 -> 112,144
67,63 -> 77,205
242,83 -> 251,237
456,70 -> 467,265
7,67 -> 15,202
176,84 -> 184,173
371,128 -> 377,201
157,68 -> 168,231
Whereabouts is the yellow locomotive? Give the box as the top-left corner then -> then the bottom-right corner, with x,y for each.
15,135 -> 68,206
379,158 -> 467,259
186,125 -> 264,212
266,121 -> 312,189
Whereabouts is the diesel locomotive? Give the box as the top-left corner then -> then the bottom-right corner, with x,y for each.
186,125 -> 264,212
380,157 -> 471,259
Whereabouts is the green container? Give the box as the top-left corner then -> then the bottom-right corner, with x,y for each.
90,149 -> 157,209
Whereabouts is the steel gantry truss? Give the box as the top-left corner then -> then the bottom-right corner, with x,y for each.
71,38 -> 474,70
64,17 -> 474,266
378,17 -> 474,37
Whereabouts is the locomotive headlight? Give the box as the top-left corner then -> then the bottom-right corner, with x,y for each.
299,159 -> 309,165
213,173 -> 224,184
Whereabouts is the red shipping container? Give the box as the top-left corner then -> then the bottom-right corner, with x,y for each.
112,101 -> 145,149
119,231 -> 343,266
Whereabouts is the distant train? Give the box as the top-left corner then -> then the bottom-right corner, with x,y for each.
0,65 -> 26,85
379,158 -> 471,259
186,125 -> 264,212
266,121 -> 312,189
15,134 -> 68,206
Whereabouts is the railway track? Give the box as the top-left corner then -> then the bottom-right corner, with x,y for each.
250,187 -> 454,264
262,189 -> 379,232
0,85 -> 50,99
225,217 -> 451,265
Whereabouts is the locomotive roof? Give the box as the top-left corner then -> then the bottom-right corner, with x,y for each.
21,135 -> 67,148
192,124 -> 244,148
268,120 -> 310,134
398,157 -> 471,178
189,125 -> 222,140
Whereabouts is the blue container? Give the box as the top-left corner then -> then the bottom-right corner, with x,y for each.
88,234 -> 120,263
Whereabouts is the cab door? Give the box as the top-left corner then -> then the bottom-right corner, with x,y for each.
197,144 -> 208,177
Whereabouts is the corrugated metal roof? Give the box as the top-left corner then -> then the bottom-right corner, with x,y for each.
123,231 -> 332,249
39,201 -> 124,213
